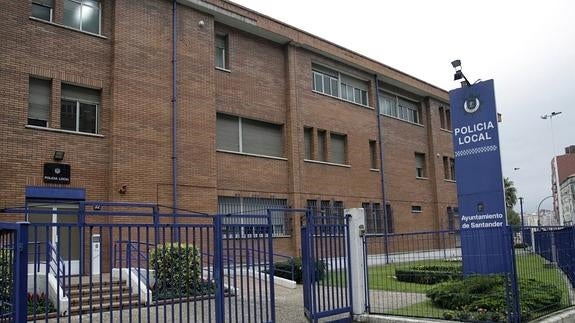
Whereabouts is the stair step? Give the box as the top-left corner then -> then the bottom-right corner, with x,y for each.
68,284 -> 130,297
69,293 -> 140,307
69,299 -> 142,315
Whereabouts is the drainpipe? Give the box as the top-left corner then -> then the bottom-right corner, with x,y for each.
171,0 -> 178,233
374,74 -> 389,264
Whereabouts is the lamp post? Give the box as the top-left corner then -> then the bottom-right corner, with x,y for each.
537,195 -> 554,227
541,111 -> 563,225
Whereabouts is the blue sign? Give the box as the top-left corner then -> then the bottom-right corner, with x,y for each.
449,80 -> 509,275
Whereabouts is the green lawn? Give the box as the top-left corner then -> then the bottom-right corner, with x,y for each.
324,251 -> 572,319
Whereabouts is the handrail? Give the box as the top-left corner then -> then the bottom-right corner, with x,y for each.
29,241 -> 67,294
113,240 -> 154,286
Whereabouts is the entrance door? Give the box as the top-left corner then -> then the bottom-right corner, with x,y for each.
27,204 -> 80,275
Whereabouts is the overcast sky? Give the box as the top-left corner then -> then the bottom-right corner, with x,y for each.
233,0 -> 575,213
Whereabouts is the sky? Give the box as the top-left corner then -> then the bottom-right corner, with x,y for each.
232,0 -> 575,214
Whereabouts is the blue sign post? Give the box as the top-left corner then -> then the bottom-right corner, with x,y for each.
449,80 -> 510,275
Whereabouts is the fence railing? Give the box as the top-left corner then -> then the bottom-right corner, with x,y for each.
0,203 -> 280,323
29,241 -> 67,295
364,227 -> 573,322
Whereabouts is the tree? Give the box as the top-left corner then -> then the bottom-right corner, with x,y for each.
504,177 -> 517,208
506,207 -> 521,227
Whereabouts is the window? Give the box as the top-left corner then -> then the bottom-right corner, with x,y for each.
412,205 -> 422,213
28,78 -> 51,127
330,133 -> 347,165
443,156 -> 456,181
60,84 -> 100,134
215,34 -> 228,70
32,0 -> 53,21
218,196 -> 288,237
304,127 -> 313,159
63,0 -> 101,34
312,64 -> 368,106
439,106 -> 452,130
307,199 -> 345,234
369,140 -> 378,169
317,130 -> 327,162
415,152 -> 427,178
447,206 -> 459,230
216,113 -> 283,158
379,93 -> 422,125
363,202 -> 383,233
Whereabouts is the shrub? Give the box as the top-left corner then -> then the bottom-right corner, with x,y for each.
427,275 -> 562,321
272,257 -> 326,284
27,293 -> 55,315
395,264 -> 462,284
150,243 -> 202,296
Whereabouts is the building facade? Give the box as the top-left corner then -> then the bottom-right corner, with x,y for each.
551,146 -> 575,224
1,0 -> 457,256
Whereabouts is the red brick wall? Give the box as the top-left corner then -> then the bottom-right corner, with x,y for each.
0,0 -> 457,257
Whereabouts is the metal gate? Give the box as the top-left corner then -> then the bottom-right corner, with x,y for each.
1,202 -> 277,323
301,211 -> 353,322
0,222 -> 28,323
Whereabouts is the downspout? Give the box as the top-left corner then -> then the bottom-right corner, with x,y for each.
374,74 -> 389,264
171,0 -> 178,230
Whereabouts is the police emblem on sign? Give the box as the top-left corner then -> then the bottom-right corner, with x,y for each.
464,96 -> 480,113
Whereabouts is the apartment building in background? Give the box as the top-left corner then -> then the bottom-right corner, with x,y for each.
553,145 -> 575,225
0,0 -> 457,256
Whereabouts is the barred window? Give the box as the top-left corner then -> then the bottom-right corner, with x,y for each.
218,196 -> 289,237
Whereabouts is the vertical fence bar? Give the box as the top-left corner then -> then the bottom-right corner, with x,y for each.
14,222 -> 28,323
213,214 -> 224,323
267,210 -> 276,323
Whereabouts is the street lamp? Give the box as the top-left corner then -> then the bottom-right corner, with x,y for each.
541,111 -> 563,225
451,59 -> 470,87
537,195 -> 554,227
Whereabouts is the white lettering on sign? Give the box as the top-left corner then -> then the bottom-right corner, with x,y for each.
454,121 -> 495,146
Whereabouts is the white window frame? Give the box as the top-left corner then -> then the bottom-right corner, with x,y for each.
31,0 -> 54,22
379,92 -> 422,125
63,0 -> 102,35
60,97 -> 99,134
312,65 -> 369,107
215,33 -> 229,70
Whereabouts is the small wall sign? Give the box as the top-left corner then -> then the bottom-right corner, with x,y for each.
43,163 -> 71,184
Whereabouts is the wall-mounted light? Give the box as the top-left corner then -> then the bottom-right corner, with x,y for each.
118,184 -> 127,194
53,151 -> 65,161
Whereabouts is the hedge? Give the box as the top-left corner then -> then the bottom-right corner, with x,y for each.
427,275 -> 562,321
395,264 -> 462,284
150,243 -> 203,297
273,257 -> 326,284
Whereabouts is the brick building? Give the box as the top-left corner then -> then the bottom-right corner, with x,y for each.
552,145 -> 575,224
1,0 -> 457,258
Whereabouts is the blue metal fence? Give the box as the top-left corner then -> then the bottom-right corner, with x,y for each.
0,222 -> 28,323
0,202 -> 279,323
533,226 -> 575,287
302,211 -> 352,323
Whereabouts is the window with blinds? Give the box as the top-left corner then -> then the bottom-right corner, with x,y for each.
60,84 -> 100,134
216,113 -> 283,158
32,0 -> 53,21
215,33 -> 228,69
28,78 -> 51,127
379,92 -> 422,125
304,127 -> 313,160
312,64 -> 369,107
217,196 -> 289,237
415,152 -> 427,178
330,133 -> 347,165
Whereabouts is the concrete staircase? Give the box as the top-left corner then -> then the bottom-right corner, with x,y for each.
67,279 -> 142,315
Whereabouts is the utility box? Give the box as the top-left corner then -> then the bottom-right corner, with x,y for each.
91,234 -> 101,275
